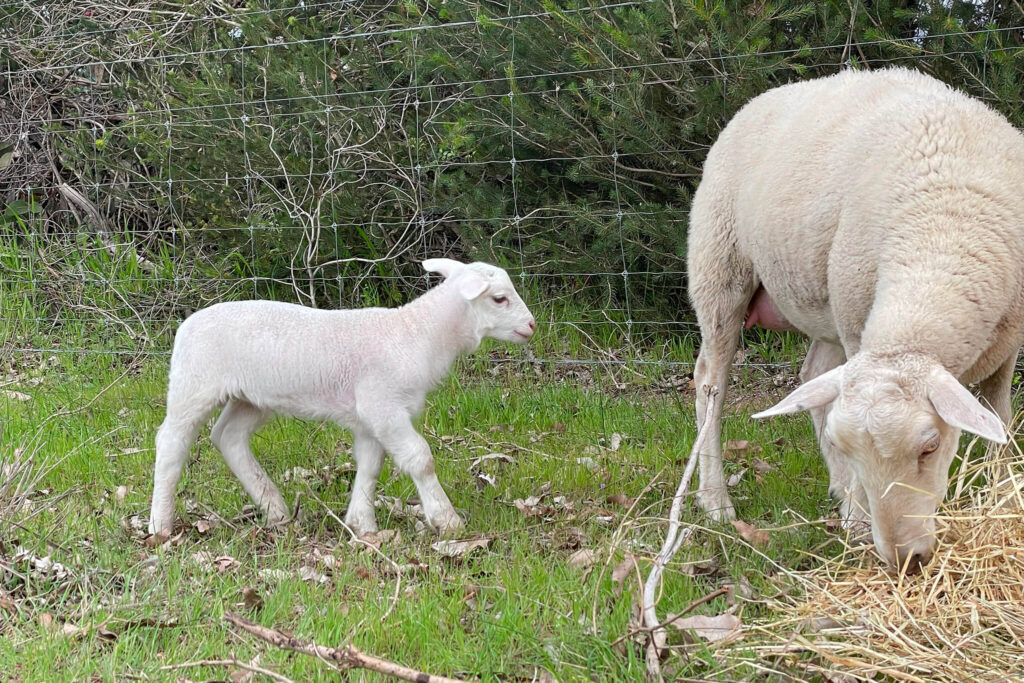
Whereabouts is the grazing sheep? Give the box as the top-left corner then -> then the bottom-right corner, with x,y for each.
148,258 -> 536,537
688,68 -> 1024,572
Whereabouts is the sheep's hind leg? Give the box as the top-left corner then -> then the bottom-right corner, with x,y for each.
150,403 -> 215,535
210,399 -> 288,527
344,427 -> 384,536
371,416 -> 463,535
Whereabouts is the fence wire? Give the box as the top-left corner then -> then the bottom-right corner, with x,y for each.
1,1 -> 1022,374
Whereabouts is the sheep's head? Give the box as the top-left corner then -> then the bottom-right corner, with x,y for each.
753,353 -> 1006,573
422,258 -> 536,343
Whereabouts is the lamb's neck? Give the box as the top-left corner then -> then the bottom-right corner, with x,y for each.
394,285 -> 481,385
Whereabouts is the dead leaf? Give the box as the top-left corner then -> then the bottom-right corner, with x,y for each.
469,452 -> 512,469
724,439 -> 749,453
751,457 -> 774,473
731,519 -> 770,547
194,519 -> 216,534
475,472 -> 497,488
726,468 -> 747,487
143,530 -> 182,549
213,555 -> 239,572
298,566 -> 328,583
666,612 -> 742,643
431,538 -> 491,557
39,612 -> 56,631
567,548 -> 596,570
611,554 -> 638,597
552,423 -> 567,433
605,493 -> 635,507
115,485 -> 129,502
609,433 -> 623,451
513,495 -> 545,517
61,622 -> 83,638
258,568 -> 291,582
2,390 -> 31,401
283,466 -> 314,483
242,586 -> 263,611
355,529 -> 397,550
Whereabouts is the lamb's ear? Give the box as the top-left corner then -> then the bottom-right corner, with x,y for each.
422,258 -> 465,280
751,364 -> 843,419
927,367 -> 1007,443
455,272 -> 488,300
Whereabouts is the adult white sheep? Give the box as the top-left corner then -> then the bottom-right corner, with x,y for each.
148,258 -> 536,537
688,67 -> 1024,572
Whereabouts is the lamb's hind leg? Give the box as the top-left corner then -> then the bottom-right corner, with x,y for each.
688,204 -> 754,521
150,400 -> 217,534
801,341 -> 866,529
209,399 -> 288,526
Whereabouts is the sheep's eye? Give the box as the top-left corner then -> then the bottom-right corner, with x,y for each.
919,440 -> 939,461
492,295 -> 507,304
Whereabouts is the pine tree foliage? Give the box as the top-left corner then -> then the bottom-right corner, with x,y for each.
1,1 -> 1022,317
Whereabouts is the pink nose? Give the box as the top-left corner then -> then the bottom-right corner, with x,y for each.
528,320 -> 536,331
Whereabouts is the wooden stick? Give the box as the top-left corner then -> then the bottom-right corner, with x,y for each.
159,657 -> 294,683
641,385 -> 718,680
223,611 -> 471,683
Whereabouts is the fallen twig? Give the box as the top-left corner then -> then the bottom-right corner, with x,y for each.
641,384 -> 718,680
223,611 -> 471,682
612,586 -> 730,647
159,656 -> 294,683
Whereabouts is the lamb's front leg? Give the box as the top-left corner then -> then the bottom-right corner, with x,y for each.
345,428 -> 384,536
373,417 -> 463,534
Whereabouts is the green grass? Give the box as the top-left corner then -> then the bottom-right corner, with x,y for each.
0,236 -> 841,680
0,327 -> 845,682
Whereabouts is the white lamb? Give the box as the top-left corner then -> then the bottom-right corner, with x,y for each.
148,258 -> 536,537
688,68 -> 1024,572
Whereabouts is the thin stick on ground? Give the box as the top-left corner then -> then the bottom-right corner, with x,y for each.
223,611 -> 471,683
642,384 -> 718,680
159,657 -> 294,683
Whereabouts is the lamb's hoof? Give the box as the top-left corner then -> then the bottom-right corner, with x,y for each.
696,491 -> 736,523
265,504 -> 294,529
148,515 -> 174,536
428,509 -> 464,537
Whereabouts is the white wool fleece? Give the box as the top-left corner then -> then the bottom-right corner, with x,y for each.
687,68 -> 1024,571
149,258 -> 536,537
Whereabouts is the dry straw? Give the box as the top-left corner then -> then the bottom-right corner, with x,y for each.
740,417 -> 1024,682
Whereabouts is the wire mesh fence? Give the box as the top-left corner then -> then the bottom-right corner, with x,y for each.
2,1 -> 1023,371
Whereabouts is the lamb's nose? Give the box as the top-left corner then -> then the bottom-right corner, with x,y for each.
528,320 -> 536,331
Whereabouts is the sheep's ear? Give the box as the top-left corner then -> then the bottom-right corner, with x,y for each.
456,272 -> 488,300
422,258 -> 465,279
751,364 -> 843,419
927,367 -> 1007,443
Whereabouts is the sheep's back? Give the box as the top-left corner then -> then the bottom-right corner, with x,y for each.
701,68 -> 1024,364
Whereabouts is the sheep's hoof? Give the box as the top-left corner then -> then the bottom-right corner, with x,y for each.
345,513 -> 378,537
696,491 -> 736,522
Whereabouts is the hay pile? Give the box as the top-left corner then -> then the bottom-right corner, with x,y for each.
745,432 -> 1024,682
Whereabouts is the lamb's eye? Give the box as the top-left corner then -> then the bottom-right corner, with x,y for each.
492,295 -> 507,304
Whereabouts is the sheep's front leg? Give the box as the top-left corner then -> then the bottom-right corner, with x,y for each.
374,419 -> 462,534
345,428 -> 384,536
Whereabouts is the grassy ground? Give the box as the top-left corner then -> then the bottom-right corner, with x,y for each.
0,317 -> 858,682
